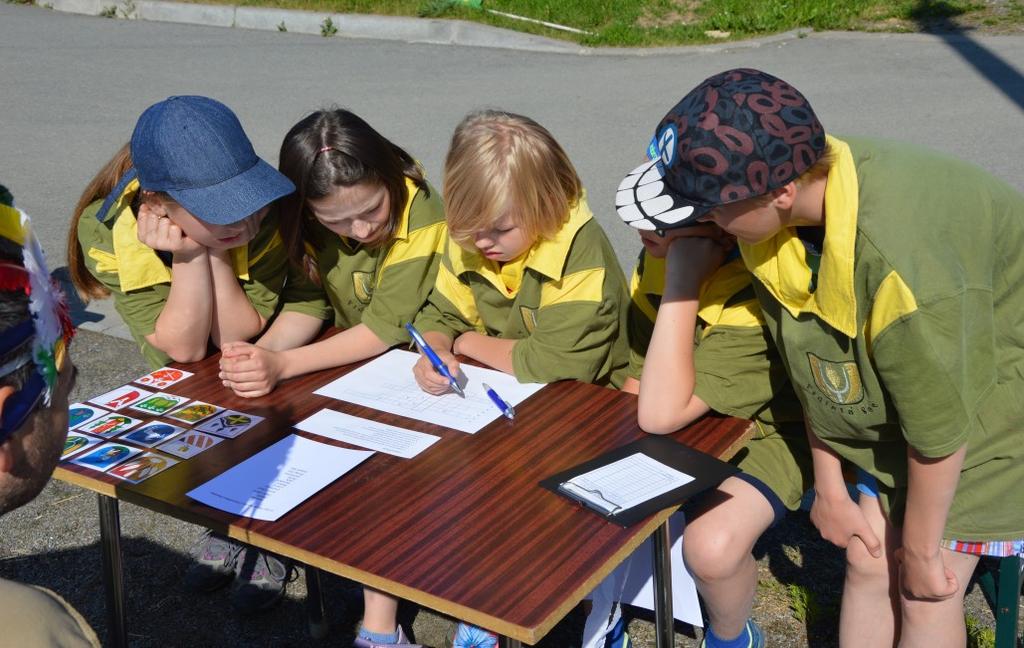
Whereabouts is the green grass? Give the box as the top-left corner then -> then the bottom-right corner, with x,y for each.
165,0 -> 1024,46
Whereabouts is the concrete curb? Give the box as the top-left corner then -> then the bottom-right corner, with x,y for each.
45,0 -> 589,53
44,0 -> 811,56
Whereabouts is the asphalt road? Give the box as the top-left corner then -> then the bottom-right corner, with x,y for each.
1,4 -> 1023,645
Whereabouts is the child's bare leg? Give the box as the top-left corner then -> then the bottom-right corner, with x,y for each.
897,549 -> 977,648
362,587 -> 400,634
839,493 -> 900,647
683,476 -> 776,638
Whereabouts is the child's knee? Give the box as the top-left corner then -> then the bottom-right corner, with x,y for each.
844,538 -> 890,585
683,520 -> 751,581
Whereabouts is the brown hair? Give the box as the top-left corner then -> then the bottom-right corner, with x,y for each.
443,110 -> 582,249
276,109 -> 428,267
67,143 -> 134,302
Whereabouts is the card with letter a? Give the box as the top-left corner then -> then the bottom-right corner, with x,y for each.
89,385 -> 154,411
135,367 -> 194,389
159,430 -> 223,459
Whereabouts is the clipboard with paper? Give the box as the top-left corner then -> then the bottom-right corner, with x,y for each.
540,436 -> 739,527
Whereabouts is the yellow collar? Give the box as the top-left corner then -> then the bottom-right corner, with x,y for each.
0,203 -> 26,246
103,179 -> 250,292
739,135 -> 859,337
449,194 -> 594,296
697,258 -> 755,326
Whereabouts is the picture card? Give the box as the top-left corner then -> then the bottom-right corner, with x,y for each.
130,392 -> 189,416
76,413 -> 145,438
120,421 -> 186,448
135,367 -> 194,389
62,432 -> 103,460
166,401 -> 223,424
159,430 -> 223,459
68,403 -> 110,430
89,385 -> 154,411
109,452 -> 179,484
195,410 -> 264,438
69,442 -> 142,472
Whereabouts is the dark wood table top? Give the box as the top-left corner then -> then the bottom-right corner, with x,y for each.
56,346 -> 752,643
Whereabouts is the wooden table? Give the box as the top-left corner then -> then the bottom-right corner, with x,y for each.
55,348 -> 752,647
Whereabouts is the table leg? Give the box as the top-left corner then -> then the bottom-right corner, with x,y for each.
304,565 -> 329,639
652,519 -> 675,648
499,637 -> 522,648
97,494 -> 128,648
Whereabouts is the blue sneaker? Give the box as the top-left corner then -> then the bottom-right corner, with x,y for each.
604,615 -> 631,648
700,619 -> 764,648
452,622 -> 498,648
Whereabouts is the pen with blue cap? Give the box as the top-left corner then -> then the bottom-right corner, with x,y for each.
482,383 -> 515,420
405,323 -> 465,398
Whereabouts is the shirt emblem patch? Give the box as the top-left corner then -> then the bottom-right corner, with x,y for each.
807,352 -> 864,405
520,306 -> 537,334
352,271 -> 373,304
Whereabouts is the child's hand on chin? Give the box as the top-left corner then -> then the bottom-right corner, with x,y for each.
136,204 -> 205,257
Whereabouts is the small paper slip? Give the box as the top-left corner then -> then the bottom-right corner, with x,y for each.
295,409 -> 440,459
187,434 -> 374,522
559,453 -> 695,515
314,349 -> 544,433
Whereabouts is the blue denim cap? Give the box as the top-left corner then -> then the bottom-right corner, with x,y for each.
129,96 -> 294,225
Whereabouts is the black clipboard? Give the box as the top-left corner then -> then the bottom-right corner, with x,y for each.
540,436 -> 739,527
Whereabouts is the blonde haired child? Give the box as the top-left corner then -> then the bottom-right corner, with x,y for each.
413,110 -> 630,396
411,110 -> 631,646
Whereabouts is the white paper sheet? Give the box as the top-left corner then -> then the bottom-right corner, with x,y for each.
186,434 -> 374,521
314,350 -> 544,433
295,409 -> 440,459
582,513 -> 702,648
563,453 -> 695,514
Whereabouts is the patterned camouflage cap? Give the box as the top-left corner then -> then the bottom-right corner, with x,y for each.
617,68 -> 826,231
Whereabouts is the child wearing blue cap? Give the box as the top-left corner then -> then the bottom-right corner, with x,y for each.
66,96 -> 313,613
619,68 -> 1024,647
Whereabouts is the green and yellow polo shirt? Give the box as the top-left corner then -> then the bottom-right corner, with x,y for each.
628,251 -> 810,508
282,179 -> 447,347
742,135 -> 1024,539
414,196 -> 631,388
77,179 -> 317,368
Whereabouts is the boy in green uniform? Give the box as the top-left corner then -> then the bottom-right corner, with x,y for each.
619,68 -> 1024,646
615,219 -> 810,646
413,110 -> 629,392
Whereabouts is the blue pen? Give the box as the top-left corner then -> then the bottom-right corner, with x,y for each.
405,323 -> 465,397
481,382 -> 515,420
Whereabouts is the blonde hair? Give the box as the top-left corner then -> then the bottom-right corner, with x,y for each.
443,110 -> 582,248
736,137 -> 838,210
